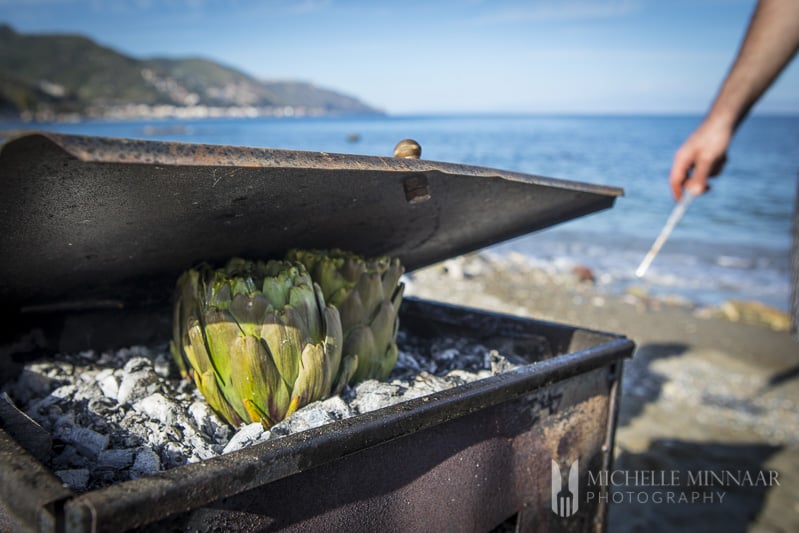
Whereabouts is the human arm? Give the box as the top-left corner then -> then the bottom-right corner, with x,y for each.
669,0 -> 799,200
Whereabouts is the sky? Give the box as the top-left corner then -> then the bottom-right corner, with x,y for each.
1,0 -> 798,115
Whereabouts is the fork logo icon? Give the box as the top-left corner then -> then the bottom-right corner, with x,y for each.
552,459 -> 579,517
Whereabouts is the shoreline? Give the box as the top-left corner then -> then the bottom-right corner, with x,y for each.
406,251 -> 798,532
406,251 -> 793,335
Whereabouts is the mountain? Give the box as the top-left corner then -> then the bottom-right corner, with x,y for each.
0,24 -> 382,120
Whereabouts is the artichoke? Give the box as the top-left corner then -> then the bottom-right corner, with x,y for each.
286,249 -> 404,383
170,258 -> 351,428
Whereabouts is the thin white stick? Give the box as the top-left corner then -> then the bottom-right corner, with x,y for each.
635,190 -> 696,278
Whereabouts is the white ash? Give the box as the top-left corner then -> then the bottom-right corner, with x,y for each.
2,332 -> 524,493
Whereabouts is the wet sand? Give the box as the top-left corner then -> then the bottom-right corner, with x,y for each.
405,252 -> 798,533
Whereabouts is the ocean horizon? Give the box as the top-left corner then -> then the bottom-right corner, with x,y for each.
3,113 -> 797,312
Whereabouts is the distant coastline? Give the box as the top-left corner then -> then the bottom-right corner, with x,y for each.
0,24 -> 382,122
12,103 -> 382,124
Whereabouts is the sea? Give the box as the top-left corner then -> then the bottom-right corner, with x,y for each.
3,114 -> 797,311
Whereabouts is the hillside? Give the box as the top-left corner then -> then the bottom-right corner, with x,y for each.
0,24 -> 381,120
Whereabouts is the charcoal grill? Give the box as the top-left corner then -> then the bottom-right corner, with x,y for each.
0,132 -> 635,532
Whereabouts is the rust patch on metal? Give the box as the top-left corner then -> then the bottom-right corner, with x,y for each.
403,174 -> 432,203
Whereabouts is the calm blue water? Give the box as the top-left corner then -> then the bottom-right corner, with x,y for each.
3,114 -> 797,310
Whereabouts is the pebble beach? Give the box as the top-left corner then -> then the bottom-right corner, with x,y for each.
406,252 -> 798,533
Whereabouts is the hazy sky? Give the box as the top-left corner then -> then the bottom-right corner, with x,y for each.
2,0 -> 798,114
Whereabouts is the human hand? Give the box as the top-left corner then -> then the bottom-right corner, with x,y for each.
669,118 -> 733,201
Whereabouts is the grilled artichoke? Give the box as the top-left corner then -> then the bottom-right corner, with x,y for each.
170,258 -> 350,428
287,249 -> 404,383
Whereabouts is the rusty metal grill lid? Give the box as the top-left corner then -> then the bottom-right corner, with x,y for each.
0,132 -> 623,311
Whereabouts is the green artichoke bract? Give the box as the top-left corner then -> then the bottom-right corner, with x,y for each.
170,258 -> 348,428
286,249 -> 404,384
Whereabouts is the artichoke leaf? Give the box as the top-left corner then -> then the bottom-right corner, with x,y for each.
229,335 -> 290,427
260,308 -> 301,387
185,321 -> 214,377
333,287 -> 364,334
340,254 -> 367,283
288,283 -> 322,341
333,354 -> 358,396
321,305 -> 344,393
379,343 -> 399,381
229,292 -> 269,337
286,343 -> 325,417
172,269 -> 202,377
262,264 -> 295,308
381,259 -> 404,300
208,276 -> 232,309
368,300 -> 397,357
356,272 -> 385,323
203,308 -> 241,383
198,369 -> 243,427
313,258 -> 349,302
343,325 -> 378,382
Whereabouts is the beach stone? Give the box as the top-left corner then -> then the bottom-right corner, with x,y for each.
719,300 -> 791,331
625,286 -> 649,300
693,306 -> 717,320
462,254 -> 489,277
442,258 -> 465,280
571,264 -> 596,283
659,294 -> 694,308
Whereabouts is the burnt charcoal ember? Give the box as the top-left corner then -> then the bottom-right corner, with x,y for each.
222,423 -> 271,454
391,330 -> 497,379
54,424 -> 109,458
270,396 -> 354,437
117,357 -> 162,405
54,468 -> 90,491
346,380 -> 406,413
97,448 -> 134,470
131,447 -> 161,478
3,333 -> 523,492
2,345 -> 229,492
